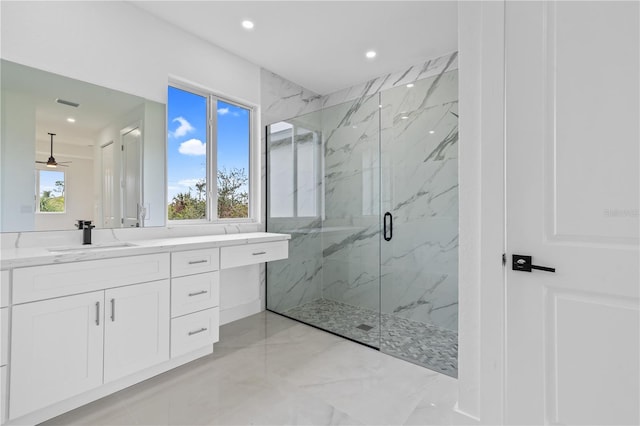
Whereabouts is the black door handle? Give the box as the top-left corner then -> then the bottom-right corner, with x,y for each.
512,254 -> 555,273
383,212 -> 393,241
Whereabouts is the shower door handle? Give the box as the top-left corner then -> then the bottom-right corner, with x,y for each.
383,212 -> 393,241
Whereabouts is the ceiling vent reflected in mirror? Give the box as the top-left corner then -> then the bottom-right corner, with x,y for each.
55,98 -> 80,108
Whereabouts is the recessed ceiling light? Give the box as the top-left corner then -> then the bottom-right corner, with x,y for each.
429,130 -> 435,134
242,20 -> 254,30
401,115 -> 409,120
406,83 -> 414,88
66,117 -> 76,123
365,50 -> 377,59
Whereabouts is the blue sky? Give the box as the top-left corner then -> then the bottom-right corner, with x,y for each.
167,86 -> 249,203
38,170 -> 65,197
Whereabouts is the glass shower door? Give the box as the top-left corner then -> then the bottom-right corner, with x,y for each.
379,70 -> 459,377
266,95 -> 382,349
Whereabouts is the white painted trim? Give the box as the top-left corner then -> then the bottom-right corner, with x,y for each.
457,1 -> 506,424
220,299 -> 261,325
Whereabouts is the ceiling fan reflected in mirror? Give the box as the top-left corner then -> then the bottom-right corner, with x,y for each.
36,133 -> 71,168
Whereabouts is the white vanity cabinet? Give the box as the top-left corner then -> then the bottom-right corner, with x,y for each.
1,269 -> 9,424
0,233 -> 290,425
170,248 -> 220,358
9,253 -> 171,420
220,240 -> 288,269
103,280 -> 170,383
10,291 -> 106,419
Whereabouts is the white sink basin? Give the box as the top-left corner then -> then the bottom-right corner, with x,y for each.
48,242 -> 137,253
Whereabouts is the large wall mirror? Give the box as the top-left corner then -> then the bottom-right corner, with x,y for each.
0,60 -> 166,232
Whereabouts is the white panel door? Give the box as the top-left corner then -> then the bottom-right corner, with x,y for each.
103,280 -> 170,383
10,291 -> 105,419
101,141 -> 116,228
121,126 -> 142,228
505,2 -> 639,425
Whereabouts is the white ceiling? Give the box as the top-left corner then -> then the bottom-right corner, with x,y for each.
131,1 -> 458,95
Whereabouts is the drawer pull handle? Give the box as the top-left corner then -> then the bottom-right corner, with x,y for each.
188,259 -> 208,265
252,251 -> 267,255
188,290 -> 208,297
95,302 -> 100,326
110,298 -> 115,322
188,327 -> 208,336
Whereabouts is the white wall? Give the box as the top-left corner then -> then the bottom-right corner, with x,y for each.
143,100 -> 167,227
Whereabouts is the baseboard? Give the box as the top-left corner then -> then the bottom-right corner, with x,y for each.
220,299 -> 261,325
453,404 -> 481,425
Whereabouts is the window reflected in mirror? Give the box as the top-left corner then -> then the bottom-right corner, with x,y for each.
36,170 -> 65,213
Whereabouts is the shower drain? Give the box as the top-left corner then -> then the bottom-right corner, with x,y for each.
356,324 -> 373,331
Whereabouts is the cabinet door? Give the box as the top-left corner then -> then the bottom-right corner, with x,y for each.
104,280 -> 170,383
10,291 -> 105,419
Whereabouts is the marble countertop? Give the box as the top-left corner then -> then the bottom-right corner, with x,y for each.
0,232 -> 290,269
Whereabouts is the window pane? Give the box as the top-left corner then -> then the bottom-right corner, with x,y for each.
38,170 -> 65,213
167,86 -> 207,220
216,100 -> 249,218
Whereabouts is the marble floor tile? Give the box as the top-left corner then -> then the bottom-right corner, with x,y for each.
43,311 -> 457,426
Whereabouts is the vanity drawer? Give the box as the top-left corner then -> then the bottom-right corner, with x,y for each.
13,253 -> 170,304
171,272 -> 219,318
220,240 -> 288,269
171,307 -> 219,358
0,270 -> 8,308
171,248 -> 219,278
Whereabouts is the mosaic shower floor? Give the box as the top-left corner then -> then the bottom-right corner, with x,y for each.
282,298 -> 458,377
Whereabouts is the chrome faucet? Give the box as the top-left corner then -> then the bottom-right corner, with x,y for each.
82,220 -> 95,245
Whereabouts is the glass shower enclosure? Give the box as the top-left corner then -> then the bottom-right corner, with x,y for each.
266,70 -> 458,377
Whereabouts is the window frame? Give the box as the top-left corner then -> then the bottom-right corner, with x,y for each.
167,82 -> 257,225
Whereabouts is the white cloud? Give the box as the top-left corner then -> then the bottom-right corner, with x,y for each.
178,139 -> 206,156
217,107 -> 230,116
177,178 -> 203,188
171,117 -> 194,138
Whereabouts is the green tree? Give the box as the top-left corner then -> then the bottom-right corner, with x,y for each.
167,168 -> 248,220
217,167 -> 248,218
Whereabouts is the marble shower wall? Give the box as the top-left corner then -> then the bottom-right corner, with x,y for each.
262,52 -> 458,332
320,95 -> 381,313
318,52 -> 458,332
322,52 -> 458,109
261,70 -> 324,312
379,69 -> 459,332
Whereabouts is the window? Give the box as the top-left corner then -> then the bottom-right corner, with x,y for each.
36,170 -> 65,213
267,121 -> 321,218
167,85 -> 252,222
